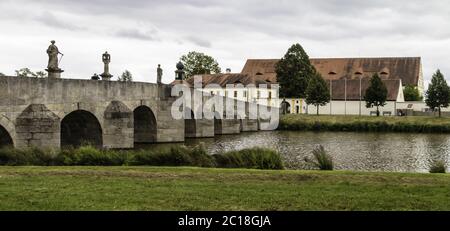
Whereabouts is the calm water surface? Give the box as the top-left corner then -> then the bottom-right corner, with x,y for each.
137,131 -> 450,173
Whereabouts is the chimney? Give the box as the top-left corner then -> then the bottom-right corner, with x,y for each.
226,68 -> 231,73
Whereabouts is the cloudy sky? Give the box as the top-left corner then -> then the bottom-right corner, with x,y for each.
0,0 -> 449,87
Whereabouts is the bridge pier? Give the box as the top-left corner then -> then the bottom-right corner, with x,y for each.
240,119 -> 258,132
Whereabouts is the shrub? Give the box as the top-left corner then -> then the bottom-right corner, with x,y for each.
0,147 -> 57,166
304,145 -> 334,170
0,145 -> 282,170
429,160 -> 447,173
214,148 -> 283,170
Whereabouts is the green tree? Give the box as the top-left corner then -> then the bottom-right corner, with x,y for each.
180,51 -> 221,79
403,84 -> 422,101
118,70 -> 133,82
35,71 -> 47,78
364,73 -> 387,116
14,68 -> 47,78
275,43 -> 316,99
15,68 -> 35,77
305,72 -> 330,115
425,69 -> 450,117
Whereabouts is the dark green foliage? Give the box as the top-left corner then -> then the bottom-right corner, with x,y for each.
426,70 -> 450,117
0,147 -> 57,166
118,70 -> 133,82
403,84 -> 422,101
429,160 -> 447,173
304,145 -> 333,170
305,72 -> 331,115
14,68 -> 47,78
213,148 -> 283,170
0,146 -> 282,170
275,43 -> 316,98
364,73 -> 387,116
180,51 -> 221,78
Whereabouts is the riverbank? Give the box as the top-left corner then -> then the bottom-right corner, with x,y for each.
279,114 -> 450,133
0,166 -> 449,210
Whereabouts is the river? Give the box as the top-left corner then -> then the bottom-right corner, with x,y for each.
137,131 -> 450,173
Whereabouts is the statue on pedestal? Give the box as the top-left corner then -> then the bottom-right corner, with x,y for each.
46,40 -> 64,78
157,64 -> 163,84
100,51 -> 113,81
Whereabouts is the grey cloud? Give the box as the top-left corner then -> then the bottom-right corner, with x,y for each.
115,29 -> 158,41
186,36 -> 211,48
35,11 -> 84,31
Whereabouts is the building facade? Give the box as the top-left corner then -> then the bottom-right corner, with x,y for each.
241,57 -> 420,115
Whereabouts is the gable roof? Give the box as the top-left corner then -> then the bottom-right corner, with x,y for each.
179,73 -> 276,88
241,57 -> 421,86
328,78 -> 402,101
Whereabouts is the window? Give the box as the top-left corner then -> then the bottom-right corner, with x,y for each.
268,91 -> 272,99
234,91 -> 238,98
225,91 -> 228,97
210,91 -> 214,96
257,91 -> 261,98
243,91 -> 247,98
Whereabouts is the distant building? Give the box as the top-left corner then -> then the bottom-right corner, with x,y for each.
241,57 -> 422,115
183,73 -> 278,108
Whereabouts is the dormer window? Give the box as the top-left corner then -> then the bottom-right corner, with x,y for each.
328,71 -> 337,75
354,71 -> 363,75
256,72 -> 263,76
266,79 -> 271,83
380,68 -> 389,76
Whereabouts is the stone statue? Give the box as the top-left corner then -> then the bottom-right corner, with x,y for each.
157,64 -> 163,84
46,40 -> 63,71
100,51 -> 113,81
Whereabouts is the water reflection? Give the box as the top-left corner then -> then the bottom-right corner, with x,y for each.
137,131 -> 450,173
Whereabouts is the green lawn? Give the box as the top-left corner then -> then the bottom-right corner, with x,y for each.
1,166 -> 449,211
279,114 -> 450,132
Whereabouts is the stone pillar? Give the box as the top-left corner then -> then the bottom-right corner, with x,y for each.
100,51 -> 113,81
15,104 -> 60,148
47,69 -> 64,79
103,101 -> 133,149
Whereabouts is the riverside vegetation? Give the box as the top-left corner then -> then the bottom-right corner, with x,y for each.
279,114 -> 450,133
0,145 -> 283,170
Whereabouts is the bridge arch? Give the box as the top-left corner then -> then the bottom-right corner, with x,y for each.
133,105 -> 157,143
0,124 -> 13,148
0,116 -> 15,148
184,108 -> 196,138
61,110 -> 103,147
214,112 -> 223,135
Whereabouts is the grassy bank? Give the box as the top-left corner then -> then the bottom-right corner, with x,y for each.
0,145 -> 283,170
0,166 -> 449,210
279,114 -> 450,133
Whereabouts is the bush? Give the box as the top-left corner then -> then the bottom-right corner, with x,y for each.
0,147 -> 57,166
214,148 -> 283,170
429,160 -> 447,173
0,145 -> 281,170
304,145 -> 333,170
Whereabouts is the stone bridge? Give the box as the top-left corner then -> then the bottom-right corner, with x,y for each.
0,76 -> 275,149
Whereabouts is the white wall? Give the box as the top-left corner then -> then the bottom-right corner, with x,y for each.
305,101 -> 399,116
